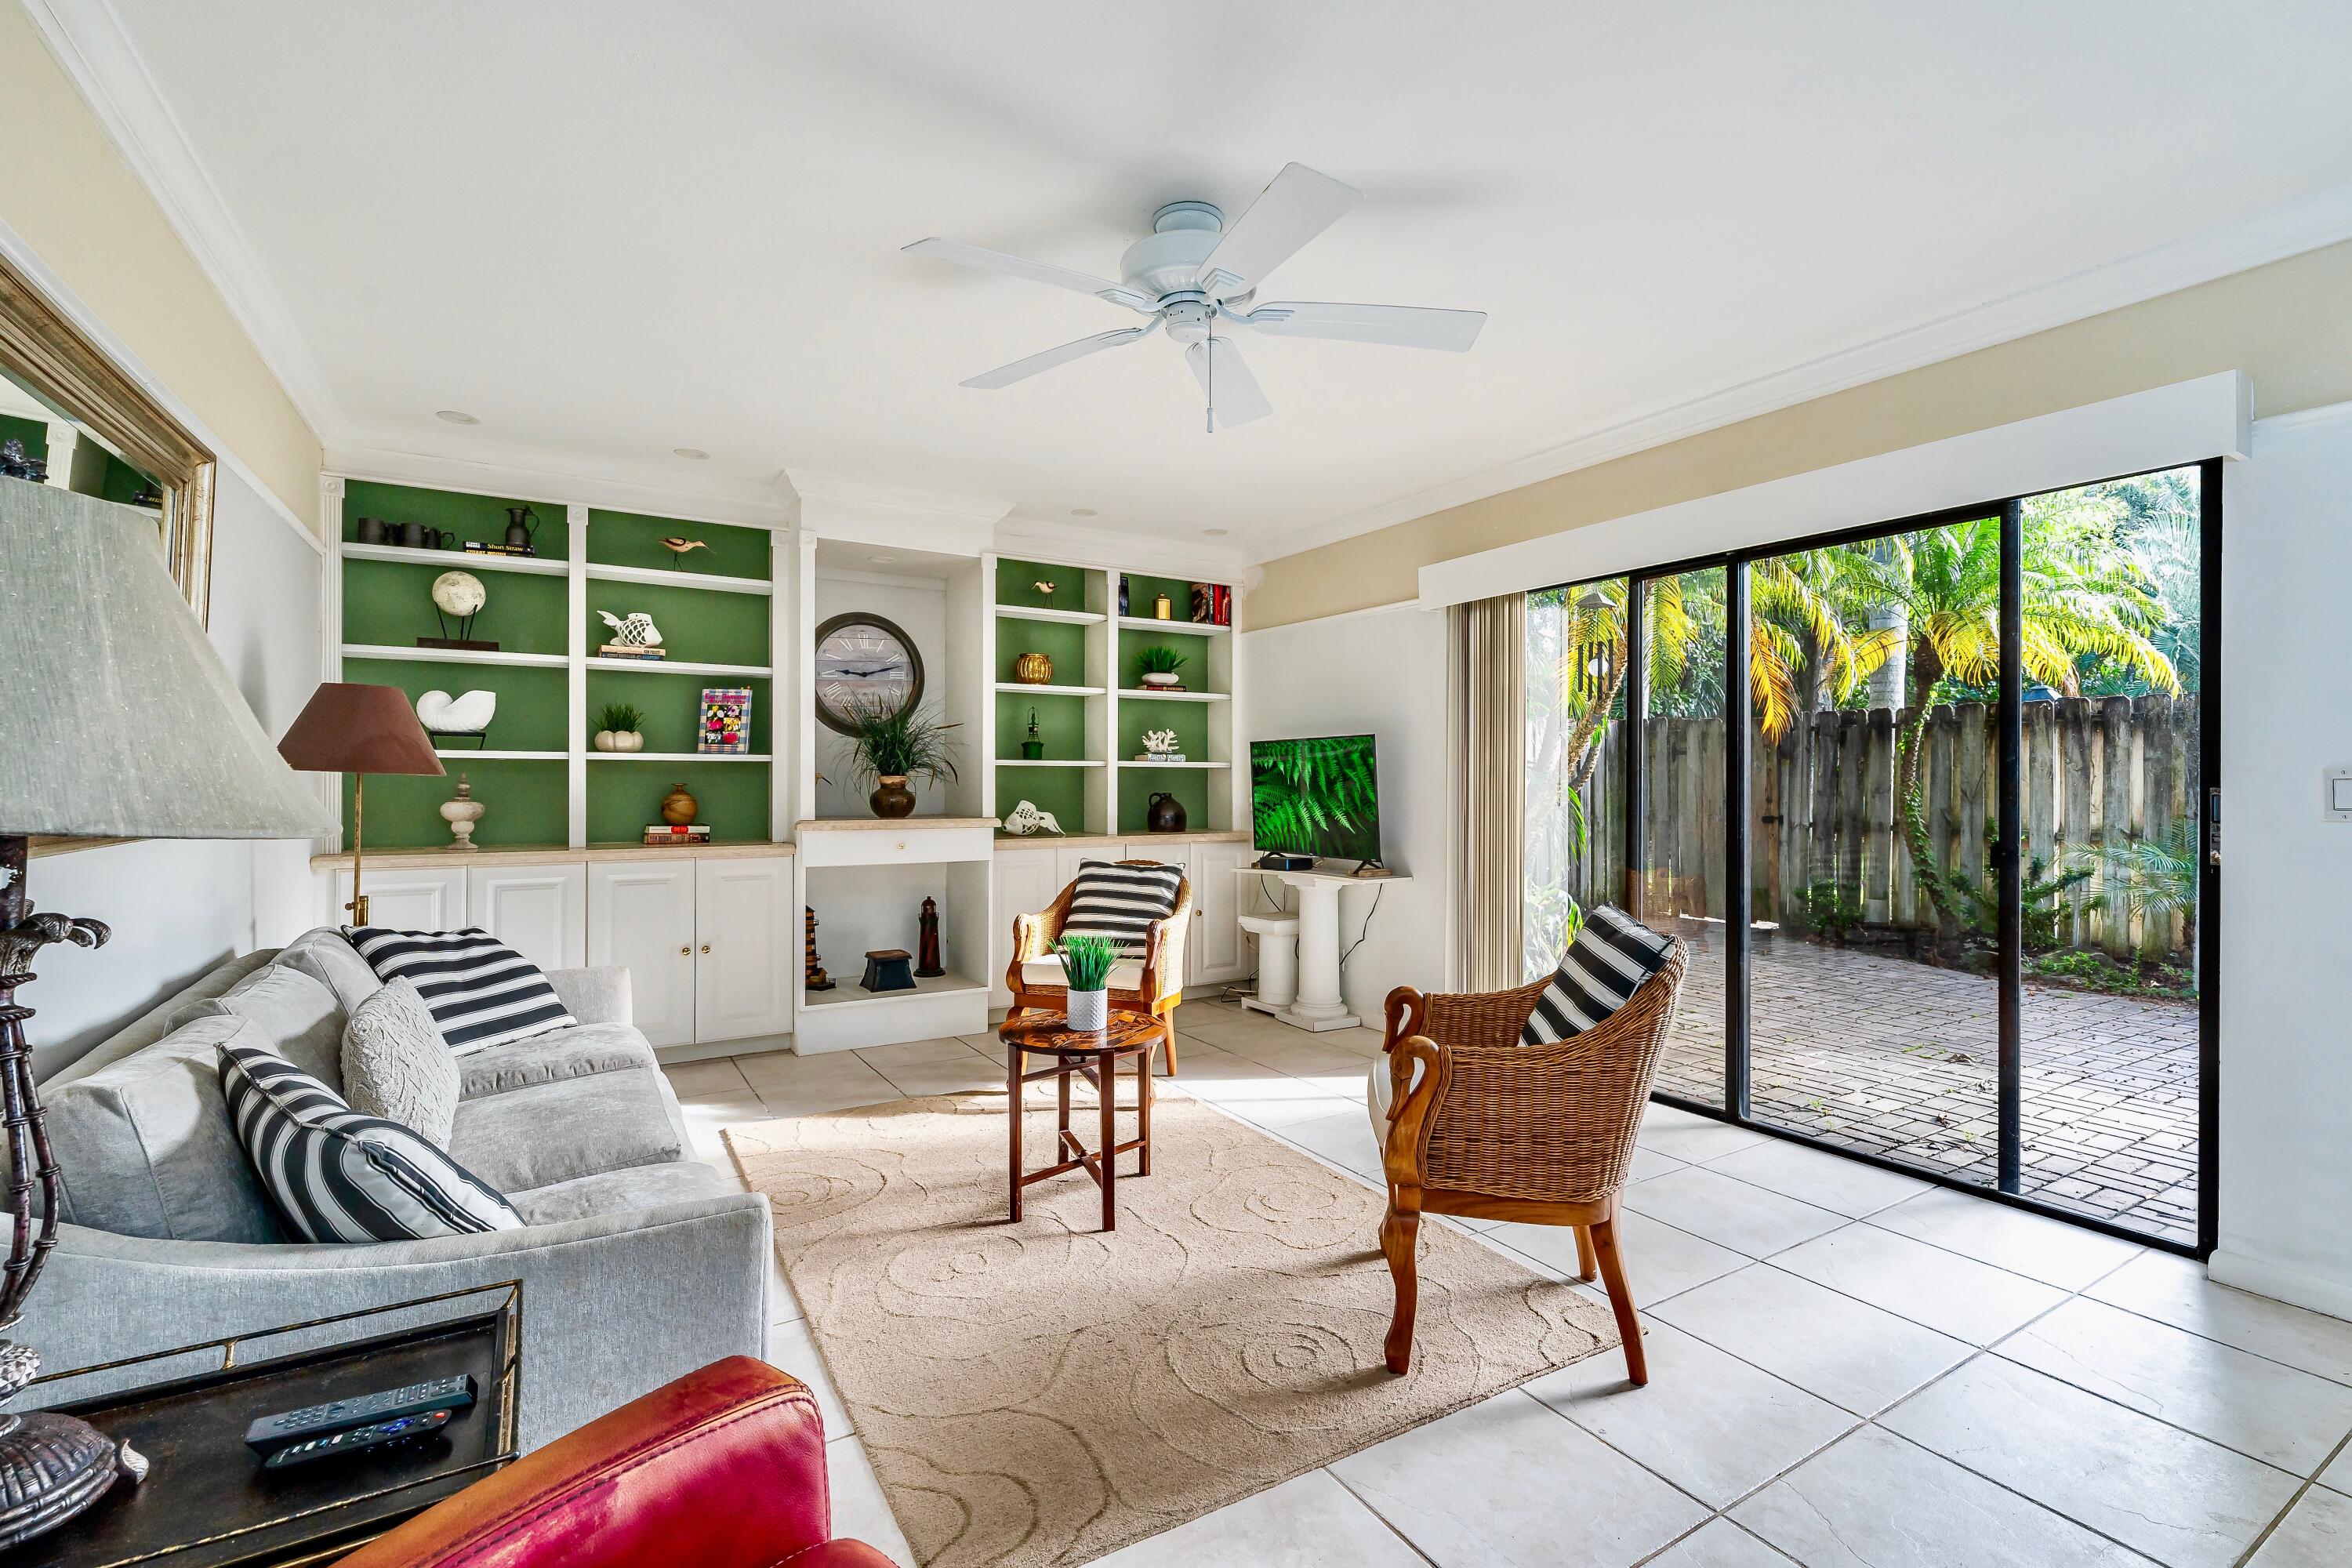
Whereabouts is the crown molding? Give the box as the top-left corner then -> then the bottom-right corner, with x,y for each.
993,513 -> 1248,582
326,432 -> 793,528
1250,180 -> 2352,568
23,0 -> 343,443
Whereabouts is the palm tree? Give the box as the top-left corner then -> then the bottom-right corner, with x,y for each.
1841,516 -> 2180,928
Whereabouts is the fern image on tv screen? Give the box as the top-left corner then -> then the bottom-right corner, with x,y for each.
1250,734 -> 1382,862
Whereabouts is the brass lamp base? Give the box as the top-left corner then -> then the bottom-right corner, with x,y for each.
0,1341 -> 145,1552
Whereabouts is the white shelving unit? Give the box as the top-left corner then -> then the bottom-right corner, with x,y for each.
587,752 -> 771,763
588,657 -> 773,677
341,642 -> 570,668
1114,688 -> 1229,702
342,542 -> 568,576
585,562 -> 771,595
994,604 -> 1104,626
995,681 -> 1104,696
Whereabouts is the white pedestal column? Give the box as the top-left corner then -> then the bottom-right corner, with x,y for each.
1277,875 -> 1359,1031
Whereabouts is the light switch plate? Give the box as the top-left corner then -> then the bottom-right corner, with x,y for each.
2327,768 -> 2352,822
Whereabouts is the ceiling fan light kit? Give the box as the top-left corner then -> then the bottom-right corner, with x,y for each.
905,163 -> 1486,430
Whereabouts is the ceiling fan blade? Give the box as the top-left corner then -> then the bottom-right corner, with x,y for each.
904,237 -> 1155,312
1233,300 -> 1486,352
960,320 -> 1159,390
1196,163 -> 1363,300
1185,336 -> 1272,430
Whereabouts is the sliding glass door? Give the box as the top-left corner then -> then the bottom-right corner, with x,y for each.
1523,463 -> 2216,1252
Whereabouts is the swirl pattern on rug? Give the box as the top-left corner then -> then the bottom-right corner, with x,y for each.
728,1090 -> 1618,1568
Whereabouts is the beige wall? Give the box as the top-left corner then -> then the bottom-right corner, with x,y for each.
0,6 -> 321,531
1249,238 -> 2352,628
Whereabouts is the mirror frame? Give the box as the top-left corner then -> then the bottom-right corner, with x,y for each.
0,249 -> 217,626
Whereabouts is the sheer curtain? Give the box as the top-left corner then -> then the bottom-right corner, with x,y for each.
1449,593 -> 1526,993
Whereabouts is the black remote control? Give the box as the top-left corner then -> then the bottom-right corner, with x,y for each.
261,1406 -> 453,1470
245,1374 -> 476,1455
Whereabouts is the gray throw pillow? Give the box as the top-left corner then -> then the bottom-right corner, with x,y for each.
340,980 -> 459,1147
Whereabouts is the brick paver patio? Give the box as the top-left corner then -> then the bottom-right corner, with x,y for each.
1653,917 -> 2200,1246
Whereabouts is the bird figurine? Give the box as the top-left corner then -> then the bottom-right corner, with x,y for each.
660,536 -> 709,559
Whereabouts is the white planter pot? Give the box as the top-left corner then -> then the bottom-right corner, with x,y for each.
593,730 -> 615,752
1140,673 -> 1180,688
1066,987 -> 1109,1032
616,731 -> 644,753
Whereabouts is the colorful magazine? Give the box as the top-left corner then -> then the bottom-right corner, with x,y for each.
699,687 -> 751,755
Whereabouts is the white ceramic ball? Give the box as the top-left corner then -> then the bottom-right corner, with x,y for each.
431,570 -> 487,617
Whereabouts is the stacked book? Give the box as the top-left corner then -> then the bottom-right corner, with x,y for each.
642,823 -> 712,846
598,643 -> 667,661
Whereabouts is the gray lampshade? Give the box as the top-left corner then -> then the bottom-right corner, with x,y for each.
0,482 -> 335,840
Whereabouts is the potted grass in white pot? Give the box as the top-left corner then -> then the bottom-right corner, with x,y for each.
1055,935 -> 1118,1031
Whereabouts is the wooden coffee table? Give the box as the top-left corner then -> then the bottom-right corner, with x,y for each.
1000,1011 -> 1161,1232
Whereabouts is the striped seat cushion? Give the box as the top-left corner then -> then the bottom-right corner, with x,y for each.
345,927 -> 575,1056
1061,861 -> 1184,953
1521,906 -> 1675,1045
218,1037 -> 524,1243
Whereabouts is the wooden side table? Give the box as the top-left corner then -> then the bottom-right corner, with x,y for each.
1000,1011 -> 1161,1232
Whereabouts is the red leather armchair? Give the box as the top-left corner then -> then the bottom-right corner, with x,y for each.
339,1356 -> 896,1568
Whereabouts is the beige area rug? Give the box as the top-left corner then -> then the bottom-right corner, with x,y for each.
725,1088 -> 1619,1568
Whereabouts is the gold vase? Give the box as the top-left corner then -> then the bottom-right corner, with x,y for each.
1014,652 -> 1054,685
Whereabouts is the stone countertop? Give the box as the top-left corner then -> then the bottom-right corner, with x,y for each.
993,830 -> 1250,848
794,817 -> 1000,832
310,840 -> 795,870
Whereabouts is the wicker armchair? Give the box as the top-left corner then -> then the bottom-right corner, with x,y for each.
1004,861 -> 1192,1075
1377,942 -> 1686,1385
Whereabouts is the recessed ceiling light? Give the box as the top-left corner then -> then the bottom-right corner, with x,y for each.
1203,528 -> 1229,537
434,409 -> 478,425
673,447 -> 708,460
1069,507 -> 1098,517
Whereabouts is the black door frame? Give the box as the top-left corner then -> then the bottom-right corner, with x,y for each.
1577,459 -> 2219,1258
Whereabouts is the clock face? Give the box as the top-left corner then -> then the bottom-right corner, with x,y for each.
813,613 -> 924,732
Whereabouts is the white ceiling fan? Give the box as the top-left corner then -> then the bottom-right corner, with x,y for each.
904,163 -> 1486,430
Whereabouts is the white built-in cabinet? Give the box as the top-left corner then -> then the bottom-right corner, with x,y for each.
335,866 -> 464,934
586,862 -> 699,1047
468,863 -> 588,973
585,856 -> 793,1048
989,840 -> 1254,1006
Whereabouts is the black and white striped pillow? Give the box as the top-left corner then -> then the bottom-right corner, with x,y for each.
1521,906 -> 1675,1045
344,927 -> 574,1056
218,1037 -> 524,1243
1062,861 -> 1184,953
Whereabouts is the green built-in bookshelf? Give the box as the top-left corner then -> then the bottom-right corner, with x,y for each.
336,479 -> 777,850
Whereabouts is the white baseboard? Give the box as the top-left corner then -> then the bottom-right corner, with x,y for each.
2206,1248 -> 2352,1323
655,1031 -> 794,1066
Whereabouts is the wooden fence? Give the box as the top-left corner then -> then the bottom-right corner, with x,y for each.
1537,694 -> 2198,961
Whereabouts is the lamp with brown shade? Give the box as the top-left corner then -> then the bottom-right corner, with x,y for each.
0,484 -> 334,1548
277,684 -> 445,924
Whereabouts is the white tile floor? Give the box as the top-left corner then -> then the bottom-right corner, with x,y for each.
666,997 -> 2352,1567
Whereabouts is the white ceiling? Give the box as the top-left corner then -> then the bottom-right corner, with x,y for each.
56,1 -> 2352,560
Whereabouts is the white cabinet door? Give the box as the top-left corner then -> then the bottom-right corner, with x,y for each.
693,857 -> 792,1044
1186,842 -> 1247,984
993,849 -> 1058,1005
335,866 -> 466,931
466,863 -> 587,973
587,862 -> 697,1047
1052,844 -> 1102,890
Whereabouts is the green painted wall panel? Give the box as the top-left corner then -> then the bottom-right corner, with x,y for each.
1116,694 -> 1207,758
996,768 -> 1087,835
997,618 -> 1086,684
1116,628 -> 1219,692
586,760 -> 768,844
0,414 -> 46,463
341,657 -> 569,750
1120,768 -> 1207,836
343,759 -> 568,851
995,691 -> 1087,760
584,670 -> 771,753
345,560 -> 568,655
995,557 -> 1094,612
587,579 -> 767,667
345,479 -> 567,558
588,509 -> 770,579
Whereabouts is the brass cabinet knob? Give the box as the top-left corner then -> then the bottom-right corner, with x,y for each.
700,943 -> 711,954
678,946 -> 690,956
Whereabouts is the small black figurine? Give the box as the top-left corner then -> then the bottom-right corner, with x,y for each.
915,896 -> 944,978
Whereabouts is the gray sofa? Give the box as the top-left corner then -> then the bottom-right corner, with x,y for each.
20,928 -> 771,1449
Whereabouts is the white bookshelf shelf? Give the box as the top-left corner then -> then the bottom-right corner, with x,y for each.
1116,616 -> 1229,636
1115,760 -> 1233,770
343,643 -> 568,668
342,543 -> 568,576
994,681 -> 1103,696
434,748 -> 564,760
996,604 -> 1104,626
995,757 -> 1105,768
1116,688 -> 1230,702
589,657 -> 774,677
588,752 -> 772,762
586,562 -> 771,595
800,971 -> 988,1011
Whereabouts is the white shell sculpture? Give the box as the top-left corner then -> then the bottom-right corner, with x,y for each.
1001,799 -> 1064,837
430,571 -> 488,617
415,689 -> 496,733
1142,728 -> 1180,755
598,609 -> 662,647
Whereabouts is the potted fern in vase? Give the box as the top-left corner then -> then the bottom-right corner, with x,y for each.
840,700 -> 961,818
1137,645 -> 1187,691
1054,935 -> 1119,1031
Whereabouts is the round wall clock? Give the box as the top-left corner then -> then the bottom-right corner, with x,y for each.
813,612 -> 925,733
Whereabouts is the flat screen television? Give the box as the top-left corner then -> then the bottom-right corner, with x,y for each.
1250,734 -> 1382,864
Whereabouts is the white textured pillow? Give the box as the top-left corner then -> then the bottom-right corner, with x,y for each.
341,980 -> 459,1146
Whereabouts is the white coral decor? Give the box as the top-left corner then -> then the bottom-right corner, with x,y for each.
1142,728 -> 1179,755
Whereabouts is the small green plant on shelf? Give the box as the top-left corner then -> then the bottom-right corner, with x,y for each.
594,702 -> 646,753
1137,644 -> 1187,690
